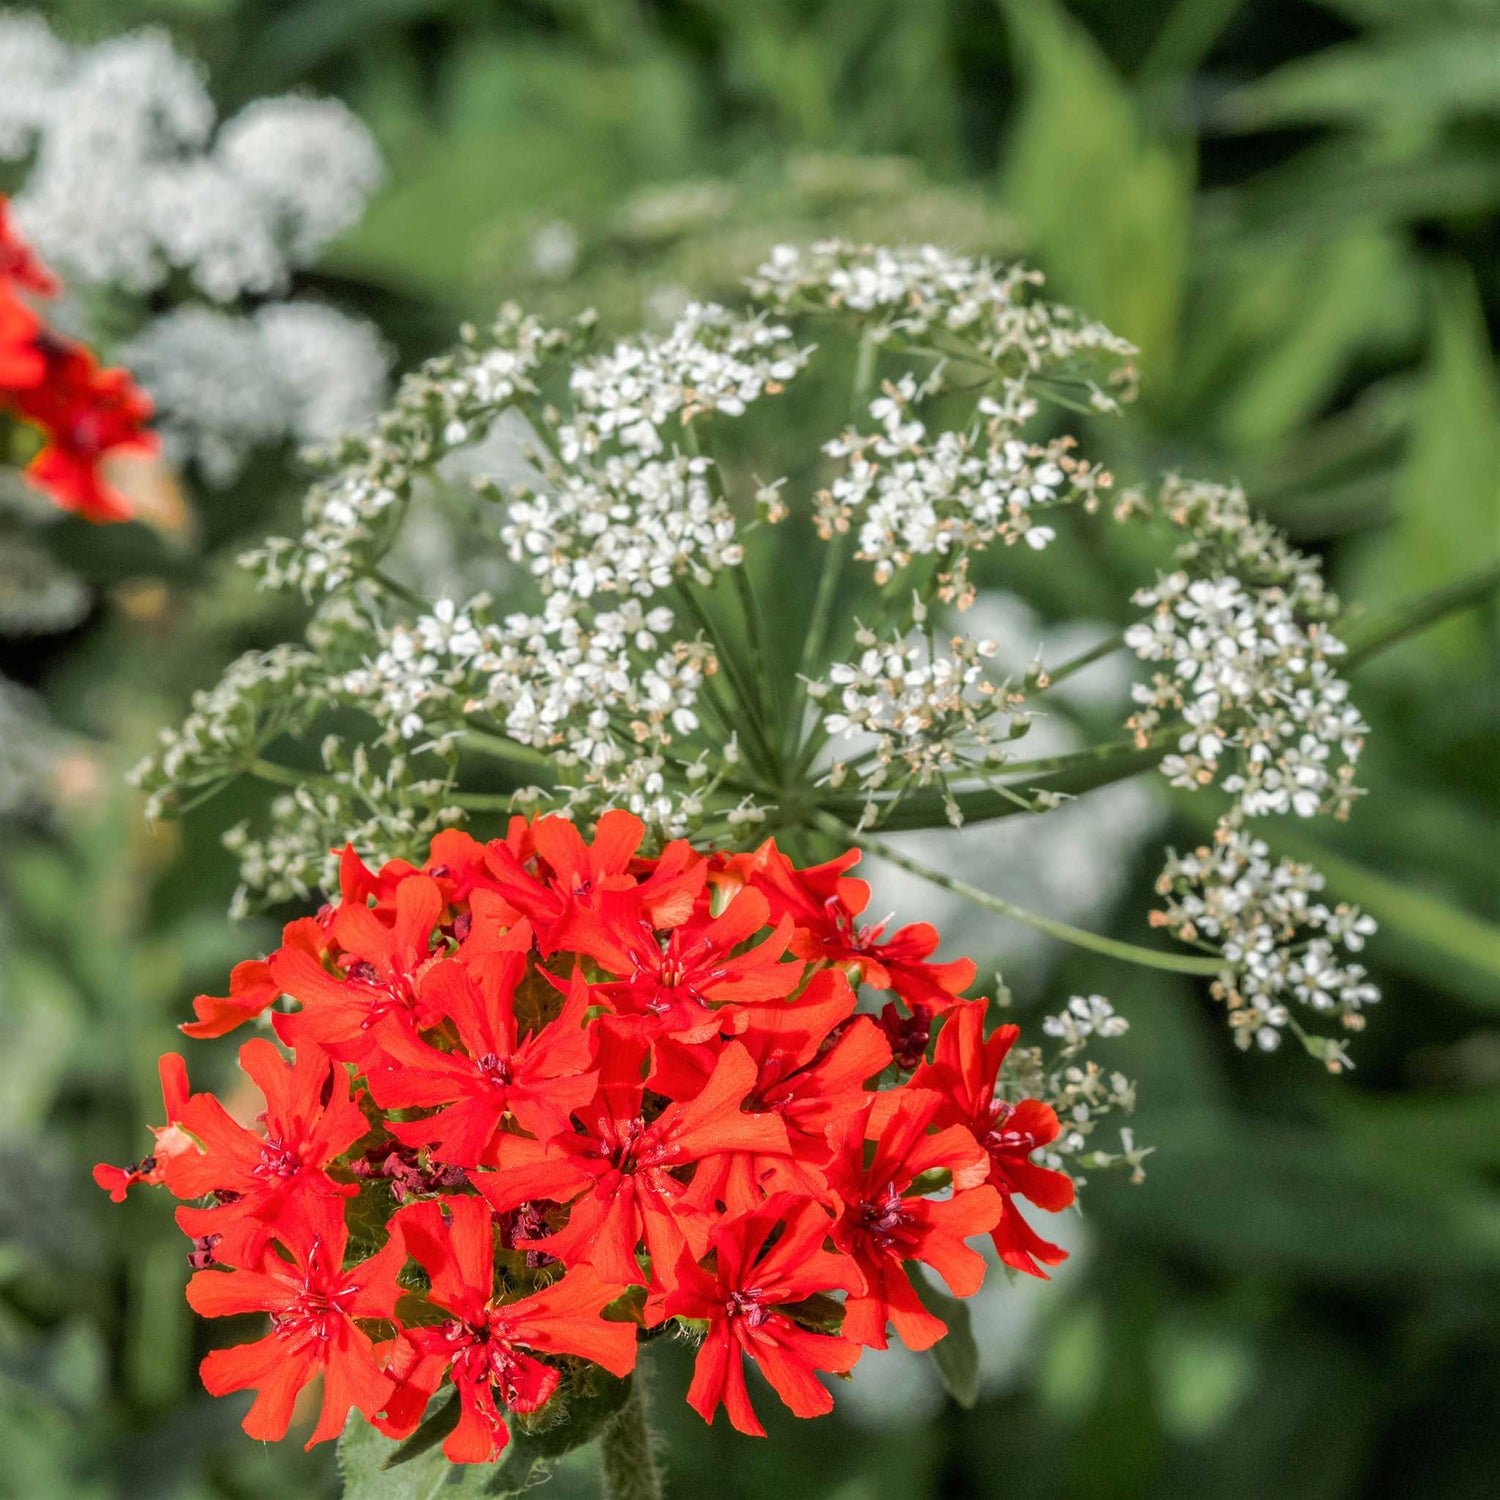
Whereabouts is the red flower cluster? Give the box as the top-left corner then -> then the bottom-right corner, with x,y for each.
1,195 -> 156,522
97,814 -> 1074,1458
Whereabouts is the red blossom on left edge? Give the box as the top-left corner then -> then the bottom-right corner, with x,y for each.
1,194 -> 156,523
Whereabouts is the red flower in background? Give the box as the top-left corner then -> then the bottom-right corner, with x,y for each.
100,816 -> 1083,1454
186,1202 -> 405,1448
0,194 -> 156,523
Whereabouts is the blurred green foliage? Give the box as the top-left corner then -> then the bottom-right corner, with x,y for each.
2,1 -> 1496,1497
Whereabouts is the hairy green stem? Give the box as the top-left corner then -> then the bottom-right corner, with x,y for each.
598,1377 -> 661,1500
811,810 -> 1224,976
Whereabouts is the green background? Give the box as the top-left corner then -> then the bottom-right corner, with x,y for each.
2,1 -> 1496,1497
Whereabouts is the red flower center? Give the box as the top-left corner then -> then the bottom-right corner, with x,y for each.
476,1052 -> 514,1087
855,1183 -> 916,1252
254,1138 -> 304,1180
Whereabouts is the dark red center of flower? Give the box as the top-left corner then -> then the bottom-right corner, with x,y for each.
981,1101 -> 1036,1158
856,1183 -> 916,1252
476,1052 -> 513,1087
254,1138 -> 303,1179
345,959 -> 418,1028
726,1288 -> 771,1329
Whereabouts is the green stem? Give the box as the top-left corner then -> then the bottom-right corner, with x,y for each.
811,811 -> 1224,976
732,562 -> 780,727
1340,560 -> 1500,667
598,1377 -> 661,1500
368,567 -> 428,611
821,738 -> 1166,830
673,580 -> 782,776
1039,633 -> 1125,690
458,728 -> 558,777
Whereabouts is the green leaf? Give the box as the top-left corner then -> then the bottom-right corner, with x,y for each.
908,1266 -> 981,1409
480,1371 -> 636,1496
339,1410 -> 473,1499
1348,265 -> 1500,664
381,1391 -> 461,1470
999,0 -> 1194,378
1219,28 -> 1500,133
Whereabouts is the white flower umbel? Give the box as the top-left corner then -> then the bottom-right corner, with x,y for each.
1153,827 -> 1376,1064
138,240 -> 1390,1066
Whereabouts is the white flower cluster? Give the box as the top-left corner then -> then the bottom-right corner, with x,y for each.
750,240 -> 1137,393
1126,571 -> 1366,819
496,451 -> 736,598
1154,828 -> 1378,1064
131,646 -> 323,820
815,624 -> 1027,824
820,372 -> 1114,599
249,306 -> 569,594
1120,475 -> 1379,1055
0,14 -> 382,300
1005,994 -> 1144,1185
124,304 -> 389,486
223,743 -> 461,918
337,307 -> 810,826
562,302 -> 807,458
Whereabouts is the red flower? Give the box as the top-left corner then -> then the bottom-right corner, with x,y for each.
735,839 -> 974,1012
0,197 -> 59,297
166,1038 -> 368,1264
473,1032 -> 791,1289
180,956 -> 281,1040
270,875 -> 446,1059
582,886 -> 803,1038
0,287 -> 44,388
186,1201 -> 404,1448
825,1091 -> 1001,1351
906,1000 -> 1075,1277
381,1197 -> 636,1463
362,959 -> 596,1164
660,968 -> 893,1215
666,1195 -> 863,1436
92,1054 -> 195,1202
14,341 -> 156,523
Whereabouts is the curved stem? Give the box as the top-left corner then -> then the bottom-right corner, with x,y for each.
1340,560 -> 1499,667
810,810 -> 1224,976
598,1377 -> 661,1500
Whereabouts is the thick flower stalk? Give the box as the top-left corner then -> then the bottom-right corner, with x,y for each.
96,815 -> 1120,1478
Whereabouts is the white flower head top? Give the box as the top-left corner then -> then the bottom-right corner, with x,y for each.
135,240 -> 1384,1067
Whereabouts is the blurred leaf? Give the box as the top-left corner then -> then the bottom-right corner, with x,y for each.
1219,27 -> 1500,133
909,1266 -> 981,1408
1212,228 -> 1422,450
239,0 -> 467,88
1099,1118 -> 1500,1283
1000,0 -> 1194,377
1348,266 -> 1500,661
